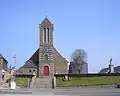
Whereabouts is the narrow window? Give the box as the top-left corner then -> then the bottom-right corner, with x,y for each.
44,55 -> 48,60
44,28 -> 46,43
29,69 -> 31,72
47,28 -> 49,43
2,74 -> 4,80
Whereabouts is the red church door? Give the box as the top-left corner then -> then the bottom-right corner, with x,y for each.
43,66 -> 49,76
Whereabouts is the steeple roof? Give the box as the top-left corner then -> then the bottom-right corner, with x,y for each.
40,17 -> 53,25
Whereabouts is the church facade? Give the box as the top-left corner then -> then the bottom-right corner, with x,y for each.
18,17 -> 68,77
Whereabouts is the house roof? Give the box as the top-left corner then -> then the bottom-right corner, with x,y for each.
18,48 -> 39,70
29,48 -> 39,64
114,66 -> 120,72
99,68 -> 109,73
0,53 -> 8,63
99,65 -> 120,73
21,60 -> 36,68
53,47 -> 68,63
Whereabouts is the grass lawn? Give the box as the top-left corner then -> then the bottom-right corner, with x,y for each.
15,77 -> 28,88
56,76 -> 120,87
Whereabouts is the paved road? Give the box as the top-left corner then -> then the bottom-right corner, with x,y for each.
0,88 -> 120,96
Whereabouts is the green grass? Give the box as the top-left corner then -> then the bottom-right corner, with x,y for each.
15,77 -> 28,88
56,76 -> 120,87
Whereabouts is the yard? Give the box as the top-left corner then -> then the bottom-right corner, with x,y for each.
56,76 -> 120,87
15,77 -> 28,88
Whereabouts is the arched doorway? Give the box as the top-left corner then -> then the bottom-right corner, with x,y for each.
43,65 -> 49,76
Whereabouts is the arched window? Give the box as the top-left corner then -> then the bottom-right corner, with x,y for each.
44,54 -> 48,60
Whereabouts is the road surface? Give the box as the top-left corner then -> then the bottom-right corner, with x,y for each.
0,88 -> 120,96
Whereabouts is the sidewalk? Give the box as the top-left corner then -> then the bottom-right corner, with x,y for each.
55,84 -> 116,89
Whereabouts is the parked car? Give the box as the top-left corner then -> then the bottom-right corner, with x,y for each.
115,84 -> 120,88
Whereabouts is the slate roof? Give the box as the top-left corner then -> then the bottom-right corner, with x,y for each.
53,47 -> 68,63
29,48 -> 39,64
114,66 -> 120,73
99,68 -> 109,73
0,53 -> 8,63
99,65 -> 120,73
21,60 -> 36,68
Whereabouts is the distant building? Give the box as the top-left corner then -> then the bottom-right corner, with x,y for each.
99,65 -> 120,73
69,61 -> 88,74
99,58 -> 120,74
0,53 -> 9,82
69,62 -> 77,74
0,53 -> 8,71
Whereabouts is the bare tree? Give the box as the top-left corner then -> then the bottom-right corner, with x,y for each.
71,49 -> 87,74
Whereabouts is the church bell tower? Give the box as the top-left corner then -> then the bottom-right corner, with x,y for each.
39,17 -> 54,77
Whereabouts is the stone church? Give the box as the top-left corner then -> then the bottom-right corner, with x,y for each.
18,17 -> 68,78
